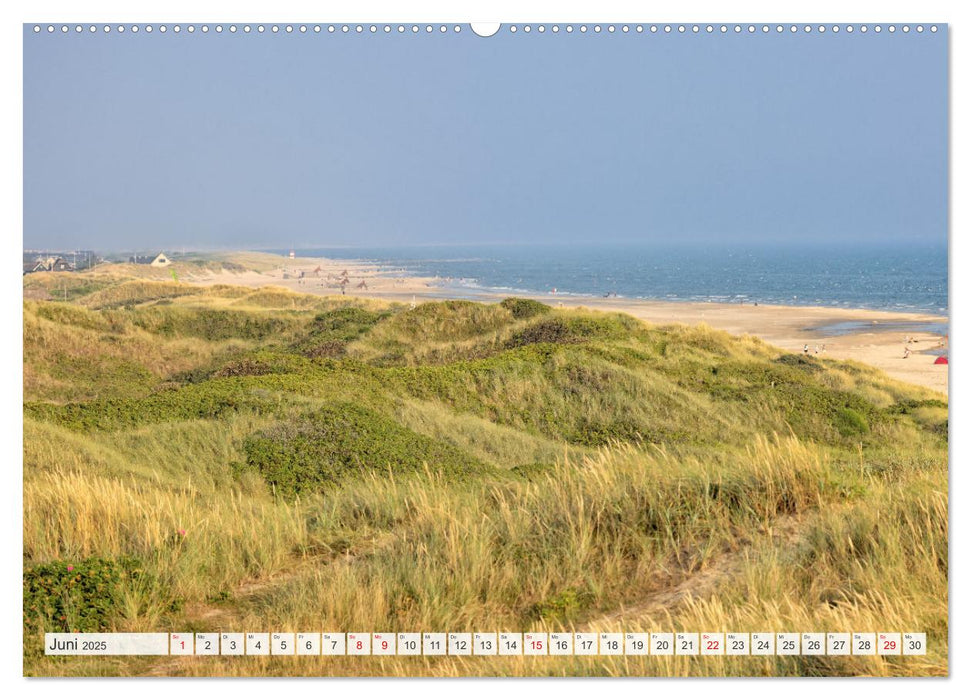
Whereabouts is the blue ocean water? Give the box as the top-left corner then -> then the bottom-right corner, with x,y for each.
282,242 -> 948,315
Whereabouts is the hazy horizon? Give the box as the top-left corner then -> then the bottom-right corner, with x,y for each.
24,24 -> 948,251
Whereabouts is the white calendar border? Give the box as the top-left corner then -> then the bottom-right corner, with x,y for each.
3,0 -> 965,698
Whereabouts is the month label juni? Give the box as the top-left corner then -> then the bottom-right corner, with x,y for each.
44,631 -> 928,657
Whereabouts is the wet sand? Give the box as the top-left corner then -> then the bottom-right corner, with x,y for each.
191,255 -> 949,396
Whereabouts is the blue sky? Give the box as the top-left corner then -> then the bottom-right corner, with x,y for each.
24,25 -> 948,251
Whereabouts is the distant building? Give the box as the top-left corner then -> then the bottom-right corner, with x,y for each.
289,249 -> 296,259
23,250 -> 98,274
24,256 -> 74,274
129,252 -> 172,267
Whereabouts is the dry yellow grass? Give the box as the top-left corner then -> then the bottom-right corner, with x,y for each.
22,273 -> 948,677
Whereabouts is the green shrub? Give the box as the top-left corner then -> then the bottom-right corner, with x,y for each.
499,297 -> 550,320
25,381 -> 272,432
507,319 -> 582,347
836,407 -> 870,437
510,462 -> 556,480
131,306 -> 299,341
885,399 -> 949,415
239,403 -> 487,496
23,556 -> 148,634
293,307 -> 386,358
775,353 -> 824,373
507,315 -> 635,348
566,416 -> 648,447
383,301 -> 512,342
530,587 -> 595,622
312,307 -> 385,333
213,358 -> 279,378
302,339 -> 347,359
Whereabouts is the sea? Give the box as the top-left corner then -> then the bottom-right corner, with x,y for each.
279,241 -> 948,316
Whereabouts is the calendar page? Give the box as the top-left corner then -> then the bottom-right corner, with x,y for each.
20,9 -> 949,680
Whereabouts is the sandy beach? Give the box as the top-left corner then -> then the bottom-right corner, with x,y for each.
189,254 -> 949,396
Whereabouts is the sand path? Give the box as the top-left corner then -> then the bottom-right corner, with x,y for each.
583,513 -> 808,630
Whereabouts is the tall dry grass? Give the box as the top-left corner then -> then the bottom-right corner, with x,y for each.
23,274 -> 948,676
24,468 -> 310,602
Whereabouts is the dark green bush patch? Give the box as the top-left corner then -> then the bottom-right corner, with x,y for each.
311,307 -> 386,335
506,315 -> 636,349
510,462 -> 557,480
529,587 -> 595,623
23,556 -> 149,637
672,358 -> 883,443
47,354 -> 157,391
25,381 -> 273,432
131,306 -> 298,341
565,416 -> 648,447
775,353 -> 824,373
238,403 -> 487,496
382,300 -> 513,343
213,358 -> 279,378
303,339 -> 348,359
835,407 -> 870,437
885,398 -> 949,415
292,307 -> 387,358
506,319 -> 583,347
499,297 -> 551,320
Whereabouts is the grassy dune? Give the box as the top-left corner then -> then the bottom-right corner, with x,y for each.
22,273 -> 948,676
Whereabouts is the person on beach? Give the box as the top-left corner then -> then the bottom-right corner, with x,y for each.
803,344 -> 809,354
903,347 -> 911,359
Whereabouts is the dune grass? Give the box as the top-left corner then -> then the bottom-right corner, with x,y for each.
22,272 -> 947,677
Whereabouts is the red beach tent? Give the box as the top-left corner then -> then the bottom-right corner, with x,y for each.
934,356 -> 948,365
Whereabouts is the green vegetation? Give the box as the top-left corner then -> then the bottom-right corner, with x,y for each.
238,403 -> 487,496
500,296 -> 551,319
23,555 -> 165,656
22,272 -> 947,677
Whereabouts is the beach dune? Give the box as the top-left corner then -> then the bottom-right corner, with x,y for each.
189,254 -> 948,396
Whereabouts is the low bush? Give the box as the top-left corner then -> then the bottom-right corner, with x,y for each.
507,314 -> 636,348
835,407 -> 870,437
132,306 -> 299,341
238,403 -> 486,496
23,556 -> 149,634
499,297 -> 551,320
25,382 -> 271,432
293,307 -> 386,358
